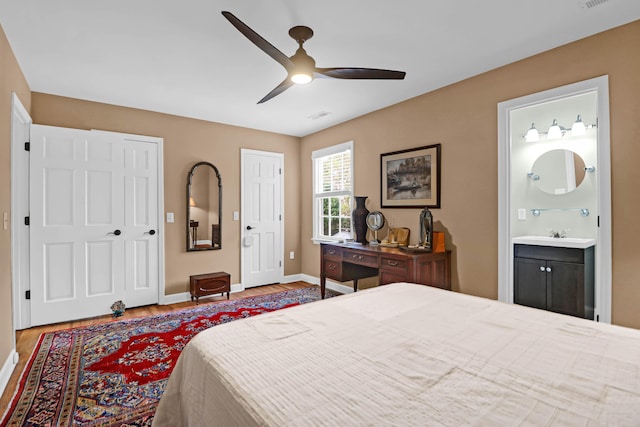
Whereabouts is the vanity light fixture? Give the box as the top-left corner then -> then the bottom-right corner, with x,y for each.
525,123 -> 539,142
571,114 -> 586,136
547,119 -> 563,140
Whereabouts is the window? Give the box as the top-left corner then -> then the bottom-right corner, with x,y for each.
312,141 -> 354,242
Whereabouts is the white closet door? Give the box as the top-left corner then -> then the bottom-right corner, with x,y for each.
29,125 -> 126,325
122,137 -> 159,307
29,126 -> 161,326
241,150 -> 283,287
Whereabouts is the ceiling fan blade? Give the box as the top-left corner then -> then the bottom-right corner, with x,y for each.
222,11 -> 293,70
315,67 -> 406,80
258,78 -> 295,104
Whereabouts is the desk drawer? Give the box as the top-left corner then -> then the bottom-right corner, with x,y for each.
323,260 -> 343,280
380,255 -> 409,272
343,249 -> 378,268
323,245 -> 343,261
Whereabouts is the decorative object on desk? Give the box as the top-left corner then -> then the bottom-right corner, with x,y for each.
419,207 -> 433,251
381,144 -> 441,208
380,227 -> 410,247
432,231 -> 446,252
366,211 -> 385,245
1,287 -> 338,427
352,196 -> 370,244
110,300 -> 125,318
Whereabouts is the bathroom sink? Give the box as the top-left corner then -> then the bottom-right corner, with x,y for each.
512,235 -> 596,249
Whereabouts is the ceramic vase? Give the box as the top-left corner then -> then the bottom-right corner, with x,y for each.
352,196 -> 369,244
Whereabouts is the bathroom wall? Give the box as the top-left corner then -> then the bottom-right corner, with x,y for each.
510,91 -> 598,239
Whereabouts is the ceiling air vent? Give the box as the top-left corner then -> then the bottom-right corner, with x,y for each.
307,111 -> 332,120
577,0 -> 609,9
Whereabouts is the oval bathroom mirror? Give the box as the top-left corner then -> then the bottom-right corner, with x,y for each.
531,149 -> 586,195
187,162 -> 222,251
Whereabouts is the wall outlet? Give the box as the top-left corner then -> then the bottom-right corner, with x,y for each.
166,212 -> 174,223
517,209 -> 526,221
289,251 -> 295,260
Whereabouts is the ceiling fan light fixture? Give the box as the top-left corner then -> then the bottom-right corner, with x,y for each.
291,72 -> 313,85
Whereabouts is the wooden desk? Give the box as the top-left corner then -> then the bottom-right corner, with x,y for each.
320,243 -> 451,298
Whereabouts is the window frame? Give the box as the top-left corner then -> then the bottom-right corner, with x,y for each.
311,141 -> 354,243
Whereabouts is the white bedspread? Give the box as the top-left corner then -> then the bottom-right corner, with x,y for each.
152,283 -> 640,426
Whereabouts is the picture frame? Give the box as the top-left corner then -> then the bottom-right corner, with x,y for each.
380,144 -> 441,208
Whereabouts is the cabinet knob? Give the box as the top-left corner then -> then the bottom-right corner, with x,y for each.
546,267 -> 552,273
387,260 -> 398,266
539,266 -> 545,272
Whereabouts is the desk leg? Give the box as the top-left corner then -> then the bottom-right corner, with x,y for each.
320,274 -> 326,299
353,279 -> 358,293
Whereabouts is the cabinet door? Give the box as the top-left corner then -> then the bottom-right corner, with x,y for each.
547,261 -> 584,317
514,257 -> 547,310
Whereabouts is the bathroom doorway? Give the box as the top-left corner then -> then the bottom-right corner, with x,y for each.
497,76 -> 612,323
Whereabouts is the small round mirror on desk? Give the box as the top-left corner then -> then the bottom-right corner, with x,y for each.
366,211 -> 385,245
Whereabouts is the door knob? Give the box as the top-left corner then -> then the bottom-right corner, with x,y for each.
246,226 -> 255,230
108,229 -> 122,236
145,230 -> 156,235
546,267 -> 552,273
539,266 -> 545,272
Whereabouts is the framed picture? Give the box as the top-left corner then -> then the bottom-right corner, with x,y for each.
380,144 -> 441,208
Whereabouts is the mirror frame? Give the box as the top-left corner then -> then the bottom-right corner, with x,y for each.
187,161 -> 222,252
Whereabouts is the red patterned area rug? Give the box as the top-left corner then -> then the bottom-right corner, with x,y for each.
1,286 -> 336,427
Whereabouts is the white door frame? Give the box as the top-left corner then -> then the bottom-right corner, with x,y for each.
10,93 -> 31,335
497,76 -> 612,323
10,115 -> 166,329
240,148 -> 285,288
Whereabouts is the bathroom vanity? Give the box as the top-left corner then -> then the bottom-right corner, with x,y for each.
513,236 -> 595,319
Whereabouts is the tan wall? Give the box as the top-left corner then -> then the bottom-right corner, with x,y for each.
300,20 -> 640,329
30,93 -> 301,296
0,27 -> 31,369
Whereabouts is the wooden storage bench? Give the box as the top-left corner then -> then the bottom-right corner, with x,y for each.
189,272 -> 230,304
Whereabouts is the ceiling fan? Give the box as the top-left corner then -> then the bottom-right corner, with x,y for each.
221,11 -> 407,104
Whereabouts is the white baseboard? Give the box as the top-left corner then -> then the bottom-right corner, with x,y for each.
0,349 -> 18,401
159,283 -> 244,305
299,274 -> 354,295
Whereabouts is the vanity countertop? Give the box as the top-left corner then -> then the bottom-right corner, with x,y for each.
512,235 -> 596,249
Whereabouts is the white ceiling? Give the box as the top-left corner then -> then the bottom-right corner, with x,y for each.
2,1 -> 639,137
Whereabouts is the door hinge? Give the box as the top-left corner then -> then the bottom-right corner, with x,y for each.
279,260 -> 282,267
24,142 -> 30,151
279,168 -> 282,175
25,290 -> 31,300
597,215 -> 600,227
279,214 -> 282,221
24,216 -> 30,226
596,314 -> 600,322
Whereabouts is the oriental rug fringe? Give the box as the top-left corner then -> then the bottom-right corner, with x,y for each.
1,286 -> 336,426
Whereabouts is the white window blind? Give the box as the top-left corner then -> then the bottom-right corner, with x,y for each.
312,141 -> 354,242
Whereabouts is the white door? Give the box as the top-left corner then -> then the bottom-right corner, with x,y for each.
241,149 -> 284,288
29,125 -> 160,326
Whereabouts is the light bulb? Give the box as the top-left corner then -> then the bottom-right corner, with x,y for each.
547,119 -> 562,139
571,114 -> 586,136
291,73 -> 312,85
525,123 -> 539,142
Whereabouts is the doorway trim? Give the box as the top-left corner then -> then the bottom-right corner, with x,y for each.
240,148 -> 285,288
497,76 -> 612,323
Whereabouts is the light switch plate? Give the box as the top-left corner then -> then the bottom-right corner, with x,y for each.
517,208 -> 526,220
166,212 -> 174,223
233,211 -> 239,221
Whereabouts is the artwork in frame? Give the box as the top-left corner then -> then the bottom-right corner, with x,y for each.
381,144 -> 441,208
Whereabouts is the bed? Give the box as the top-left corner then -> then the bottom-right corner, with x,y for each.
152,283 -> 640,426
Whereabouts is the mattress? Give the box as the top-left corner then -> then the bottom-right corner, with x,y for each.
152,283 -> 640,426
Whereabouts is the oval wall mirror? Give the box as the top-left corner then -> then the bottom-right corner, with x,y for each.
531,149 -> 586,195
187,162 -> 222,251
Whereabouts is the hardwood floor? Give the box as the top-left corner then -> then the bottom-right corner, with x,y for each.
0,281 -> 314,413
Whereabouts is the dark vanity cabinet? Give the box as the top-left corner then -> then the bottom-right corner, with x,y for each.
514,244 -> 594,319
